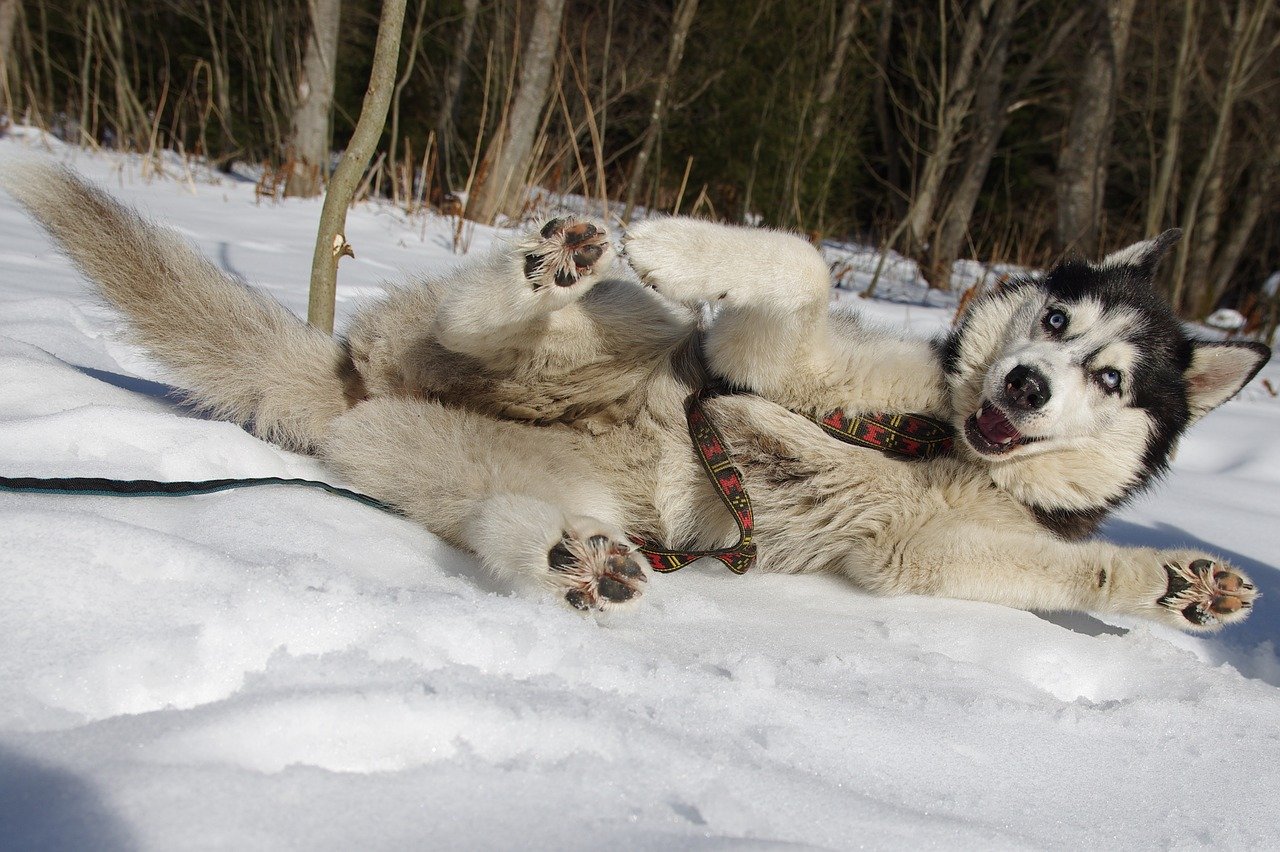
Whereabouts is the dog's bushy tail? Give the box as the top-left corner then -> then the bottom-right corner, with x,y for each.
0,157 -> 349,452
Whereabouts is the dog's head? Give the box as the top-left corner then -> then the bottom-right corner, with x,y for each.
941,230 -> 1270,533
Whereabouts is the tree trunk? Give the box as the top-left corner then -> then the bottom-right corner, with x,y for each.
871,0 -> 901,218
388,0 -> 430,194
901,0 -> 994,258
1143,0 -> 1197,236
285,0 -> 342,199
465,0 -> 567,225
622,0 -> 699,223
307,0 -> 407,333
927,3 -> 1084,288
0,0 -> 18,115
1206,145 -> 1278,309
924,0 -> 1018,287
436,0 -> 481,191
810,0 -> 860,146
1170,0 -> 1272,314
1053,0 -> 1137,257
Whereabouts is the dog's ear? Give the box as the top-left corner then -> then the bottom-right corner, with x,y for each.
1100,229 -> 1182,277
1184,340 -> 1271,420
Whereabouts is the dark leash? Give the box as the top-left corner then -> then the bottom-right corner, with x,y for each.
0,474 -> 395,512
2,390 -> 954,576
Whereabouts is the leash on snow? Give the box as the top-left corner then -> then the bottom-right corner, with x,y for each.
0,474 -> 396,512
2,388 -> 954,576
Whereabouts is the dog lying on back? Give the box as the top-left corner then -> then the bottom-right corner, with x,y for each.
2,161 -> 1269,631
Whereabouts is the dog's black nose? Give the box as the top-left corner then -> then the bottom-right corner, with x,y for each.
1004,365 -> 1050,411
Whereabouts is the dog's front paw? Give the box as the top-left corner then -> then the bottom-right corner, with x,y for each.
1157,556 -> 1255,630
522,217 -> 611,290
622,218 -> 732,304
547,519 -> 649,611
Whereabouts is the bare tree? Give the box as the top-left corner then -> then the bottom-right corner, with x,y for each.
1171,0 -> 1274,315
0,0 -> 18,116
308,0 -> 408,333
436,0 -> 481,190
285,0 -> 342,198
1206,137 -> 1280,307
387,0 -> 431,190
1053,0 -> 1137,256
900,0 -> 995,258
465,0 -> 567,225
926,3 -> 1084,287
622,0 -> 699,223
1143,0 -> 1198,236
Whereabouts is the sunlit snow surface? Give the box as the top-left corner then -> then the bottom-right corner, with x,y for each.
1,132 -> 1279,850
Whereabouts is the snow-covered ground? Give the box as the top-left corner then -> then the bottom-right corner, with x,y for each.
2,132 -> 1279,850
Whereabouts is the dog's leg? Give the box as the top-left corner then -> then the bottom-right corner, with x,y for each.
623,219 -> 832,393
430,217 -> 615,358
623,219 -> 946,412
854,523 -> 1255,632
324,397 -> 649,610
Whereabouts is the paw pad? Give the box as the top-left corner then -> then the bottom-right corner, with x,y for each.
523,217 -> 610,289
1159,558 -> 1256,628
548,530 -> 647,611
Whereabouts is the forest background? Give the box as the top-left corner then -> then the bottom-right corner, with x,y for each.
0,0 -> 1276,324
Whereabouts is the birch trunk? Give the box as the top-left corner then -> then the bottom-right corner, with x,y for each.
465,0 -> 567,225
622,0 -> 699,223
1053,0 -> 1137,256
285,0 -> 342,199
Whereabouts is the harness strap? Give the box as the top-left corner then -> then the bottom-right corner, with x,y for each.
632,389 -> 756,574
630,392 -> 955,575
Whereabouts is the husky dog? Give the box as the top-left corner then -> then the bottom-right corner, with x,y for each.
2,161 -> 1270,631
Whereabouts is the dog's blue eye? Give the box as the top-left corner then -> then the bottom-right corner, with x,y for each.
1044,308 -> 1068,333
1095,368 -> 1122,393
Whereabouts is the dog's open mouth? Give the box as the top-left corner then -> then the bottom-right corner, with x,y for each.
964,402 -> 1036,456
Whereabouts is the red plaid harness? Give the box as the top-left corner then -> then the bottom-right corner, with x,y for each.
632,387 -> 955,575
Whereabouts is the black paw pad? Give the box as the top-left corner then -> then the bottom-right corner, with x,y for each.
548,540 -> 576,572
597,577 -> 637,603
540,218 -> 566,238
1182,603 -> 1210,625
609,552 -> 645,580
524,253 -> 546,281
573,243 -> 604,268
565,589 -> 590,610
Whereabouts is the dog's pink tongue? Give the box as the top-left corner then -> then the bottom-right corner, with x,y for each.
977,404 -> 1021,444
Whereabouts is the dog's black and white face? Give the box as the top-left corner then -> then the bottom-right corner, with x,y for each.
943,231 -> 1270,531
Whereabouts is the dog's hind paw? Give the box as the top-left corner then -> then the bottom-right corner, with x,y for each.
547,520 -> 649,611
1157,557 -> 1256,630
622,218 -> 732,304
522,217 -> 611,290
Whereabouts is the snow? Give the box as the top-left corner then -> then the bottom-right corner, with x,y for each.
1,130 -> 1279,850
